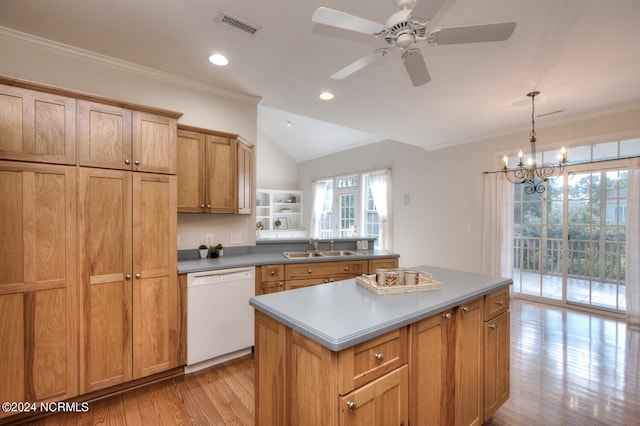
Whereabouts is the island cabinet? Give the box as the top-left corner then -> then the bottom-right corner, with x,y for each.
177,125 -> 253,214
0,161 -> 78,420
0,84 -> 77,165
368,258 -> 398,272
255,312 -> 409,426
483,288 -> 510,421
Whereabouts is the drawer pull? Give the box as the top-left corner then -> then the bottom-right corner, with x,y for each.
346,401 -> 357,412
497,300 -> 504,306
443,312 -> 452,320
462,306 -> 469,313
124,159 -> 131,165
344,267 -> 349,271
134,160 -> 140,165
270,271 -> 276,276
488,324 -> 497,329
374,353 -> 384,362
278,282 -> 284,287
308,269 -> 312,273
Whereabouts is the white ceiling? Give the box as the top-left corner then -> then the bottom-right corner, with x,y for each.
1,0 -> 639,162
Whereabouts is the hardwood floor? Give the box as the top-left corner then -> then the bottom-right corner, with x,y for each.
7,299 -> 640,425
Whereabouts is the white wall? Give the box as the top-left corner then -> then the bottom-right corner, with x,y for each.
256,129 -> 299,190
0,31 -> 260,250
299,107 -> 640,273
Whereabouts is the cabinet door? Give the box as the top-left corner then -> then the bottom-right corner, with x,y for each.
484,311 -> 510,420
411,309 -> 455,426
0,162 -> 77,416
78,168 -> 133,392
456,299 -> 484,426
176,129 -> 205,212
132,173 -> 179,378
132,111 -> 177,174
0,85 -> 76,164
205,135 -> 237,213
340,365 -> 408,426
237,140 -> 253,214
78,101 -> 133,170
368,258 -> 398,273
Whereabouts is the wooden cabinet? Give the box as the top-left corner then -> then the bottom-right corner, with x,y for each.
483,289 -> 510,421
284,260 -> 367,290
177,126 -> 253,214
367,258 -> 398,273
78,168 -> 179,393
0,84 -> 76,165
0,161 -> 77,418
78,101 -> 176,174
256,264 -> 285,295
410,309 -> 455,426
456,298 -> 484,426
237,137 -> 253,215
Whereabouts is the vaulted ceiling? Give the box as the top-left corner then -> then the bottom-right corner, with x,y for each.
1,0 -> 639,161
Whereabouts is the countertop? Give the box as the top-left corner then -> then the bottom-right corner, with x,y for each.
177,249 -> 399,274
249,265 -> 512,351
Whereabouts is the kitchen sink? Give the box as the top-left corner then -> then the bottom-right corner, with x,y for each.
282,250 -> 362,259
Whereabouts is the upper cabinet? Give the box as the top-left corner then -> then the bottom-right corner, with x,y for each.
0,84 -> 77,165
78,101 -> 177,174
177,125 -> 253,214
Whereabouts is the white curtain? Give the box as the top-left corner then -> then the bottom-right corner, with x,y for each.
310,179 -> 329,238
481,173 -> 514,278
369,169 -> 390,250
626,158 -> 640,327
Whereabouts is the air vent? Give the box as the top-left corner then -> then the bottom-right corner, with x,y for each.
537,109 -> 567,118
218,11 -> 261,37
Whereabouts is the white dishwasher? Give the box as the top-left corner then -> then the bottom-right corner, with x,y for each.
185,266 -> 255,374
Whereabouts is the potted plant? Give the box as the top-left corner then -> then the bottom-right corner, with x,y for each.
256,221 -> 264,238
198,244 -> 208,259
274,219 -> 282,230
210,243 -> 223,257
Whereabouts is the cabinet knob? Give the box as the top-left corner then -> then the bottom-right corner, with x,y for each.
488,324 -> 497,329
270,271 -> 276,276
374,353 -> 384,362
135,273 -> 141,279
462,306 -> 469,313
207,204 -> 212,208
346,401 -> 357,412
308,269 -> 312,274
124,159 -> 131,165
134,160 -> 140,165
496,300 -> 504,306
200,204 -> 205,208
344,267 -> 349,271
125,274 -> 131,280
278,282 -> 284,287
443,312 -> 452,320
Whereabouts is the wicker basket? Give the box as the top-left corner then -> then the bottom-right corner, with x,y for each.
356,271 -> 442,295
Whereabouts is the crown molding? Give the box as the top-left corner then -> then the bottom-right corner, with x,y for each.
0,25 -> 262,105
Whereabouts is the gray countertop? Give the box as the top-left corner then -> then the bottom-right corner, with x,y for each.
249,265 -> 512,351
177,249 -> 399,274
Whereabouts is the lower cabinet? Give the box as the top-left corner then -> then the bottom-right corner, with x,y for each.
483,290 -> 510,420
456,298 -> 484,426
78,168 -> 179,392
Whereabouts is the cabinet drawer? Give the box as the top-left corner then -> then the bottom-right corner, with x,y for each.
285,260 -> 367,280
484,287 -> 510,320
339,327 -> 408,395
368,258 -> 398,273
259,280 -> 285,294
285,278 -> 328,291
261,264 -> 284,281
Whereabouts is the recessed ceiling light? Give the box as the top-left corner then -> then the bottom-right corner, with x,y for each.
319,91 -> 335,101
286,121 -> 293,128
208,53 -> 229,66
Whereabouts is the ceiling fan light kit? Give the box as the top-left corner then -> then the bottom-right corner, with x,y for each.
312,0 -> 517,87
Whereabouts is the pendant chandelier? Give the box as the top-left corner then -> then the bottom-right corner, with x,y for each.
498,91 -> 567,194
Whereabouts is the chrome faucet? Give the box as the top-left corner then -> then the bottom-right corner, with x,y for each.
309,237 -> 319,251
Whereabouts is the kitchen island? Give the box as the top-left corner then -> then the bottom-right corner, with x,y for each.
249,265 -> 512,426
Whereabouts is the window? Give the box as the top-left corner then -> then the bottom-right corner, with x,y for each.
311,170 -> 390,249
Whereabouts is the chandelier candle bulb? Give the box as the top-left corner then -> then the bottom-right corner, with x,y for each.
503,155 -> 508,169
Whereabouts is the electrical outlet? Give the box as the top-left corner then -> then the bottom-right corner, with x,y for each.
230,232 -> 241,245
206,234 -> 215,246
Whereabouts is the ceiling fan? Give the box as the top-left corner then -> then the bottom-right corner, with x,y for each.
312,0 -> 517,87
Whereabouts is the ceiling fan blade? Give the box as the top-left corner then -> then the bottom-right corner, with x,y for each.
312,7 -> 384,35
429,21 -> 517,45
402,49 -> 431,87
410,0 -> 448,23
331,51 -> 382,80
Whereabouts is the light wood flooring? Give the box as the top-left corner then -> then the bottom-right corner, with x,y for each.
10,299 -> 640,425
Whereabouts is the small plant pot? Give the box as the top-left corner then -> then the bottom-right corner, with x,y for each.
199,249 -> 208,259
210,251 -> 219,258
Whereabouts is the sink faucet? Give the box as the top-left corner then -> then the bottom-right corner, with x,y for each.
309,237 -> 319,251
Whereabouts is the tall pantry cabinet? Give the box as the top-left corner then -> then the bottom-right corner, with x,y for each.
0,78 -> 182,418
